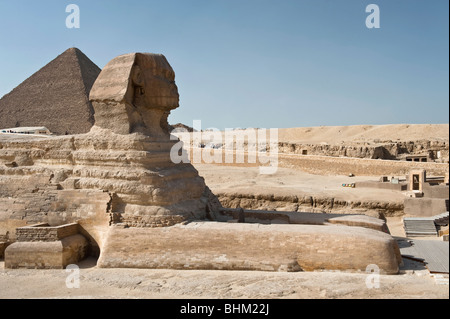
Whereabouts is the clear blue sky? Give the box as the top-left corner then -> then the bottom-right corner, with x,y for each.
0,0 -> 448,129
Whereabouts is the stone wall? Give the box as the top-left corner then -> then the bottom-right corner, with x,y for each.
218,208 -> 389,233
183,146 -> 448,177
355,181 -> 407,191
5,222 -> 88,269
5,234 -> 88,269
278,154 -> 449,177
15,223 -> 79,242
423,184 -> 449,199
277,140 -> 448,161
404,198 -> 448,217
0,177 -> 111,223
0,171 -> 111,255
216,192 -> 404,217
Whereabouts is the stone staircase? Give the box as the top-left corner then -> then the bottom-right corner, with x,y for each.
403,212 -> 449,237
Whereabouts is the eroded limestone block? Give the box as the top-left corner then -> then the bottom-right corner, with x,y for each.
4,223 -> 88,269
98,222 -> 402,274
5,234 -> 87,269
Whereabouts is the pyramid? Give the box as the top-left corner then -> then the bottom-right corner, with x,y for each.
0,48 -> 101,135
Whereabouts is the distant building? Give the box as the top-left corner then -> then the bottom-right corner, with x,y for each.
0,126 -> 51,135
406,155 -> 429,163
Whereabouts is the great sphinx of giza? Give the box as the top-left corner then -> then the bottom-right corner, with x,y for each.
90,53 -> 177,136
0,52 -> 221,265
0,52 -> 402,273
87,53 -> 220,227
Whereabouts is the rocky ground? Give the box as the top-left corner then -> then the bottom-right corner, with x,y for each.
194,164 -> 405,203
0,254 -> 448,299
0,214 -> 447,299
194,164 -> 406,217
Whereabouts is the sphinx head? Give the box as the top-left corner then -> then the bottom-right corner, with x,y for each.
90,53 -> 179,136
131,54 -> 179,112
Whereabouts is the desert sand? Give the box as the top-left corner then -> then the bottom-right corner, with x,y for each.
0,256 -> 448,299
193,163 -> 405,203
276,124 -> 449,144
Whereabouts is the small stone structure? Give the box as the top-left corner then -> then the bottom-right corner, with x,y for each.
100,221 -> 401,273
408,169 -> 427,193
5,223 -> 87,269
403,169 -> 449,218
406,155 -> 429,163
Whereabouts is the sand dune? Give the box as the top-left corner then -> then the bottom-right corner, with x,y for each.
277,124 -> 449,144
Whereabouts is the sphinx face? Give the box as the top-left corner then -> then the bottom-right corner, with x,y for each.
133,54 -> 179,111
90,52 -> 180,135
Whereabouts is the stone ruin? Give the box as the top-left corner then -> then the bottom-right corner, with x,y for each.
0,52 -> 402,273
5,223 -> 87,269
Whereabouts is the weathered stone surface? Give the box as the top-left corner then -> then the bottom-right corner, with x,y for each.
326,215 -> 389,233
404,198 -> 448,217
90,53 -> 178,136
218,208 -> 388,229
0,242 -> 8,258
216,192 -> 404,217
278,154 -> 449,177
15,223 -> 79,242
5,234 -> 88,269
98,222 -> 401,274
277,139 -> 449,161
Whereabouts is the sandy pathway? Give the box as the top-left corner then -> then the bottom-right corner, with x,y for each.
0,258 -> 447,299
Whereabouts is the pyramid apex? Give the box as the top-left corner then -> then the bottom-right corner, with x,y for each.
64,47 -> 81,54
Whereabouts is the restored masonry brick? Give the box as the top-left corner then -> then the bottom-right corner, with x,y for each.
98,222 -> 402,274
15,223 -> 79,242
5,234 -> 88,269
5,223 -> 88,269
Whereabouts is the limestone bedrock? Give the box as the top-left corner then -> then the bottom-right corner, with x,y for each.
0,52 -> 401,273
